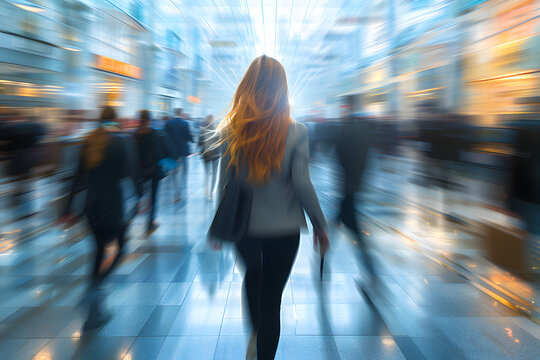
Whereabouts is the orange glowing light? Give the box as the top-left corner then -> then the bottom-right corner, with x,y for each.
469,70 -> 539,83
187,95 -> 201,103
95,55 -> 142,79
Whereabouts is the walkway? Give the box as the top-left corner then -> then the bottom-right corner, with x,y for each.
0,155 -> 539,359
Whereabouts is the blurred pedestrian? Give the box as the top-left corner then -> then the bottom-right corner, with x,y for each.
164,108 -> 193,202
135,109 -> 161,235
0,113 -> 45,217
509,121 -> 540,273
61,106 -> 141,332
335,96 -> 377,288
199,115 -> 221,199
218,55 -> 328,360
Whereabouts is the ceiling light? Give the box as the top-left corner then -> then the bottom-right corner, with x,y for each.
11,1 -> 45,12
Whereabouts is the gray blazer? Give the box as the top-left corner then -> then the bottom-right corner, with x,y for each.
218,122 -> 326,237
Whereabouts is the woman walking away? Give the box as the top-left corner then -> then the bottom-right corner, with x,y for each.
199,115 -> 221,199
61,106 -> 141,332
218,55 -> 329,360
135,109 -> 161,235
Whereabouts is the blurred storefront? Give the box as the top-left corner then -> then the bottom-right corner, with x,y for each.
89,54 -> 143,116
82,5 -> 148,118
0,0 -> 66,121
362,62 -> 390,116
463,0 -> 540,124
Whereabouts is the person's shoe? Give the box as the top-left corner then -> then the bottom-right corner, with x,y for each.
146,222 -> 159,237
82,310 -> 111,333
246,332 -> 257,360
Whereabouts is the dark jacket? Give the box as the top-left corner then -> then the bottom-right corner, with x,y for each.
218,123 -> 326,235
164,117 -> 193,158
511,125 -> 540,206
335,117 -> 373,194
66,131 -> 141,232
1,121 -> 45,176
134,128 -> 161,178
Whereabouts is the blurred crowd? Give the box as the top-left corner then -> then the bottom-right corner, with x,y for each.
2,94 -> 539,265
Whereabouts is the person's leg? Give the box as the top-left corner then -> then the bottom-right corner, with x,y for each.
148,174 -> 159,228
203,160 -> 210,197
210,160 -> 218,197
103,226 -> 127,279
181,156 -> 188,198
338,193 -> 359,233
257,235 -> 300,360
341,193 -> 376,278
177,157 -> 184,198
176,157 -> 186,199
91,231 -> 107,287
236,237 -> 263,333
83,227 -> 113,331
172,160 -> 180,201
354,220 -> 376,278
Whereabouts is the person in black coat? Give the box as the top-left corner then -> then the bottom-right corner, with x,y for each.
62,106 -> 141,331
134,110 -> 161,235
0,115 -> 45,214
335,99 -> 376,287
509,122 -> 540,272
164,108 -> 193,201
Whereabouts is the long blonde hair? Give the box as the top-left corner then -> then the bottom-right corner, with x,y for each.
220,55 -> 292,184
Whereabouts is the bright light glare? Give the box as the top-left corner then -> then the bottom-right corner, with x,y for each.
12,3 -> 45,12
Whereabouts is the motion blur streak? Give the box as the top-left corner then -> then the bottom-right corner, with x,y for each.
0,1 -> 539,359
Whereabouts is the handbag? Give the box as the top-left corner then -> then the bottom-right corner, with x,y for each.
208,167 -> 252,243
158,157 -> 176,178
156,130 -> 177,180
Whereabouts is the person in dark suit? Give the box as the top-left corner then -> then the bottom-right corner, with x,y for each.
135,109 -> 162,235
61,106 -> 141,332
164,108 -> 193,201
510,121 -> 540,272
335,96 -> 376,287
0,114 -> 46,215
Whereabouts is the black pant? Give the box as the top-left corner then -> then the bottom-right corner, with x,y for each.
143,174 -> 159,228
236,234 -> 300,360
90,225 -> 126,287
203,159 -> 219,194
338,193 -> 375,277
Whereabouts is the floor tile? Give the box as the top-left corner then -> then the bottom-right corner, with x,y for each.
139,306 -> 181,336
155,336 -> 218,360
281,335 -> 340,360
334,336 -> 406,360
123,337 -> 165,360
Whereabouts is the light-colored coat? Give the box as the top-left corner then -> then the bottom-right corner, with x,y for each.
218,122 -> 326,237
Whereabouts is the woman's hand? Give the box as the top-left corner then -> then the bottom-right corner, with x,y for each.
313,228 -> 329,256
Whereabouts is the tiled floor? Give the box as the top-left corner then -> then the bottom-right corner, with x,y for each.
1,155 -> 540,359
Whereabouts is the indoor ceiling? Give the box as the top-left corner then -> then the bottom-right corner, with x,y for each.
157,0 -> 376,97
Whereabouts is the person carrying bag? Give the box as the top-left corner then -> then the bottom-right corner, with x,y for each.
208,55 -> 328,360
